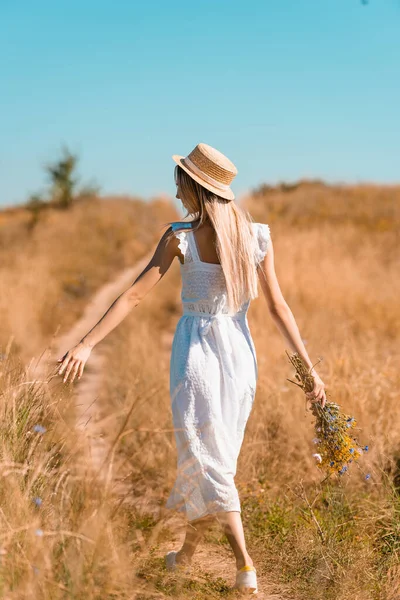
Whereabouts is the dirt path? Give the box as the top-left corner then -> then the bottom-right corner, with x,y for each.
30,253 -> 288,599
41,254 -> 153,478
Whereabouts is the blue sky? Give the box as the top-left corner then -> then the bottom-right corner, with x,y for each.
1,0 -> 399,207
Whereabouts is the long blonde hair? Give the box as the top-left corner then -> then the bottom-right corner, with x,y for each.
166,164 -> 259,314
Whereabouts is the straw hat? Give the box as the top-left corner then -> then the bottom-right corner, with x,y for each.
172,142 -> 238,201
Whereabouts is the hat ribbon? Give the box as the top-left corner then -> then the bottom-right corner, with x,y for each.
183,156 -> 231,191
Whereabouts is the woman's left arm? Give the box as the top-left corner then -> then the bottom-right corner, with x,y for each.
57,226 -> 179,383
257,238 -> 327,408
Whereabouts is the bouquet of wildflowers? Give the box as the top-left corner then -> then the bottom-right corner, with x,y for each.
286,351 -> 370,480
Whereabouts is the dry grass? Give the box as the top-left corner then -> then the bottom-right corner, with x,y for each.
0,195 -> 174,360
0,182 -> 399,598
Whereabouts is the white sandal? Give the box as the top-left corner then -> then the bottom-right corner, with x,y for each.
233,564 -> 258,594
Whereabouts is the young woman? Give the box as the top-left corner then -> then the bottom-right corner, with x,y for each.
57,143 -> 326,594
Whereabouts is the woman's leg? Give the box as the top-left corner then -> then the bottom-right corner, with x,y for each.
175,514 -> 216,564
216,510 -> 254,570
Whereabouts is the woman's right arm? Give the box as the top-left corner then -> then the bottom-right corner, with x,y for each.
57,226 -> 180,383
256,238 -> 327,408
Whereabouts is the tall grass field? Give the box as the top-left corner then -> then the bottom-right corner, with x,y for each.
0,182 -> 399,599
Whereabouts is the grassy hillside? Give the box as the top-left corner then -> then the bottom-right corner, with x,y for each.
0,183 -> 399,598
0,195 -> 177,361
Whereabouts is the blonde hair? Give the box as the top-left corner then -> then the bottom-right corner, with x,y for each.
166,164 -> 259,314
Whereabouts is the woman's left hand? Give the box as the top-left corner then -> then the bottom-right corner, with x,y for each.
305,372 -> 327,409
57,343 -> 92,383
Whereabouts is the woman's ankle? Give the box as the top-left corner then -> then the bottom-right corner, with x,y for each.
236,554 -> 254,570
175,549 -> 193,565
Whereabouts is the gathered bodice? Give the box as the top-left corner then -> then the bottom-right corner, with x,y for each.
171,221 -> 271,317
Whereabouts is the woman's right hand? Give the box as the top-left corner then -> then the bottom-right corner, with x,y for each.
57,342 -> 93,384
305,371 -> 327,409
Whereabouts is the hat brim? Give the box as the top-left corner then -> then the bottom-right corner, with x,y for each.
172,154 -> 235,201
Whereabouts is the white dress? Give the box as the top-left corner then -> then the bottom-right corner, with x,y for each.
166,220 -> 271,522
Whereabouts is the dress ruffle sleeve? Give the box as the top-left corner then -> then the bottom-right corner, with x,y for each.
171,222 -> 189,259
252,222 -> 271,264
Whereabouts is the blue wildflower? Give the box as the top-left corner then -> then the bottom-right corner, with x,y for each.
33,425 -> 46,434
364,445 -> 369,452
35,529 -> 44,537
349,448 -> 354,454
330,461 -> 335,466
33,497 -> 42,507
365,474 -> 371,480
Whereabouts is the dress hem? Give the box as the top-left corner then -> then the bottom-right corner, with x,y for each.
165,500 -> 242,523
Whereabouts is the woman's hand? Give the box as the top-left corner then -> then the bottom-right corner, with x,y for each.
57,343 -> 92,384
305,372 -> 327,409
